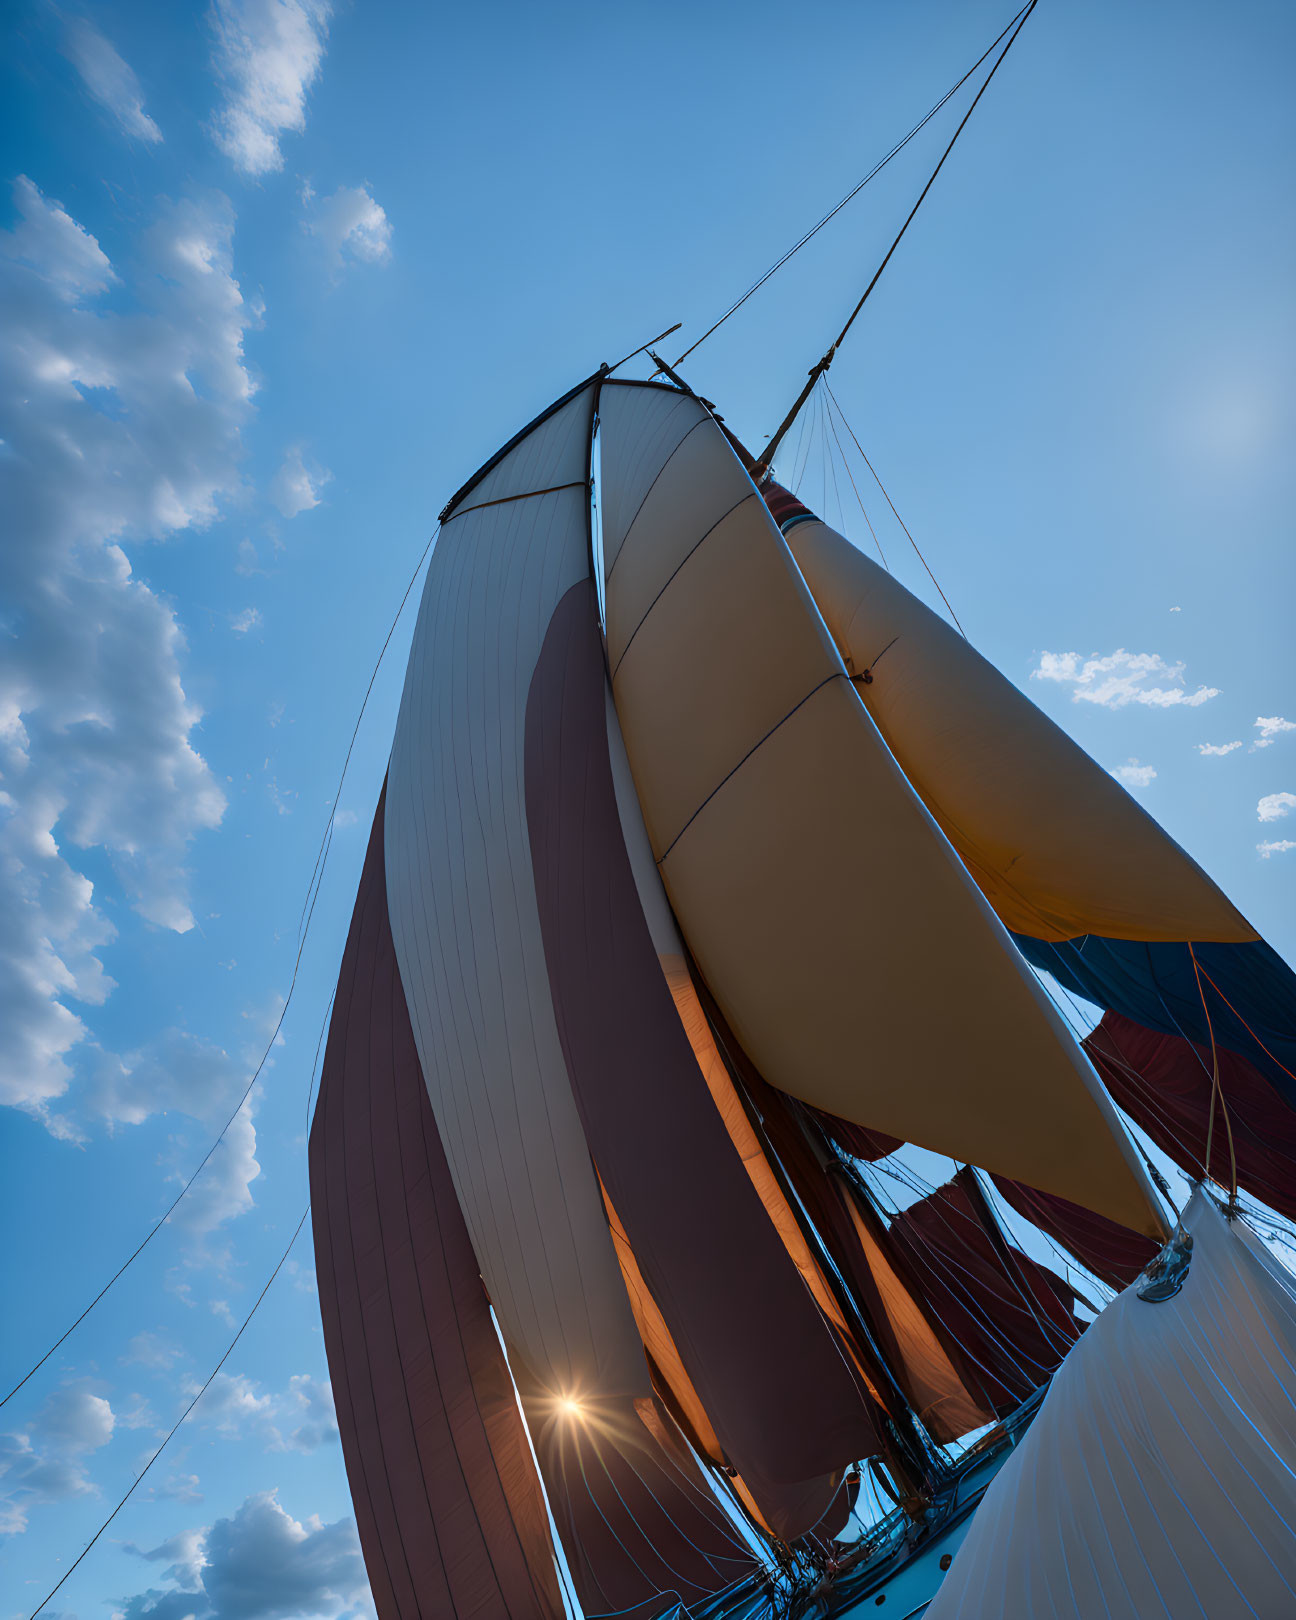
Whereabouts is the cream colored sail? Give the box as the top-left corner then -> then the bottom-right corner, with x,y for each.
385,382 -> 651,1401
596,380 -> 1166,1239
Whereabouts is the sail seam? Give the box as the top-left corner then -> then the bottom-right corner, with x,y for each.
656,672 -> 848,865
610,490 -> 754,679
603,413 -> 708,589
443,481 -> 587,521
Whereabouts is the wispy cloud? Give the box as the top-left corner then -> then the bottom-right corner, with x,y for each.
63,17 -> 163,143
1258,792 -> 1296,823
230,605 -> 263,634
1111,759 -> 1156,789
1253,716 -> 1295,750
1258,839 -> 1296,859
1032,649 -> 1219,709
270,445 -> 329,516
1196,741 -> 1242,756
210,0 -> 331,176
305,182 -> 392,266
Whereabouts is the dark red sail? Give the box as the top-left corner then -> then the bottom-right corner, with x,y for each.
885,1169 -> 1083,1415
1085,1011 -> 1296,1223
989,1173 -> 1160,1291
310,791 -> 564,1620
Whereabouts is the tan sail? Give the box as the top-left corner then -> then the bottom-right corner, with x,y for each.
597,382 -> 1166,1238
779,505 -> 1253,944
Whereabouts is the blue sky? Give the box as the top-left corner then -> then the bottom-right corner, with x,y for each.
0,1 -> 1292,1616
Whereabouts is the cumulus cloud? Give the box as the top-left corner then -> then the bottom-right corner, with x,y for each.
210,0 -> 331,176
269,446 -> 329,516
183,1370 -> 336,1453
1259,840 -> 1296,859
1254,716 -> 1295,750
306,184 -> 392,266
1196,741 -> 1241,756
1111,759 -> 1156,789
119,1490 -> 373,1620
0,1384 -> 116,1533
193,1373 -> 277,1435
63,17 -> 163,143
88,1025 -> 267,1237
230,606 -> 263,635
1258,793 -> 1296,823
1032,649 -> 1219,709
0,178 -> 249,1125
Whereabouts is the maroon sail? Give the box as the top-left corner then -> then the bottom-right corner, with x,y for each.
1085,1011 -> 1296,1223
518,1383 -> 763,1616
989,1173 -> 1160,1291
886,1170 -> 1083,1415
310,792 -> 564,1620
524,579 -> 883,1538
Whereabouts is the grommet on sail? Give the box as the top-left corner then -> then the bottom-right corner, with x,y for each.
310,364 -> 1296,1617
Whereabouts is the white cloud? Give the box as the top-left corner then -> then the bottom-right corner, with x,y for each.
1112,759 -> 1156,789
63,17 -> 163,143
1032,649 -> 1219,709
3,174 -> 114,298
269,446 -> 329,516
1259,840 -> 1296,859
1196,741 -> 1241,756
88,1024 -> 267,1239
0,1384 -> 116,1533
1253,716 -> 1295,750
0,178 -> 249,1126
124,1331 -> 183,1370
235,537 -> 265,575
210,0 -> 331,176
306,183 -> 392,266
193,1373 -> 277,1435
151,1471 -> 204,1505
120,1491 -> 373,1620
1258,792 -> 1296,824
32,1385 -> 116,1451
230,606 -> 263,634
274,1375 -> 338,1452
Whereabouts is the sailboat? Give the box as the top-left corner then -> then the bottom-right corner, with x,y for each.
306,17 -> 1296,1620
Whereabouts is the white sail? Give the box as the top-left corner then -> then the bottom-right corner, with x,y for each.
384,381 -> 650,1400
927,1190 -> 1296,1620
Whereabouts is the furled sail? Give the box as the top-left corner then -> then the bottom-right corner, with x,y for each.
763,482 -> 1296,1139
596,382 -> 1164,1237
925,1190 -> 1296,1619
310,792 -> 565,1620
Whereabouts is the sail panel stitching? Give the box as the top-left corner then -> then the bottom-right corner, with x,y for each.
604,414 -> 709,590
443,481 -> 587,522
610,490 -> 754,680
656,672 -> 848,866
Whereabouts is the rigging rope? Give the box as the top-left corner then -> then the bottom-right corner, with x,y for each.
1,527 -> 439,1413
756,0 -> 1038,479
671,4 -> 1034,369
823,382 -> 967,636
28,1208 -> 311,1620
